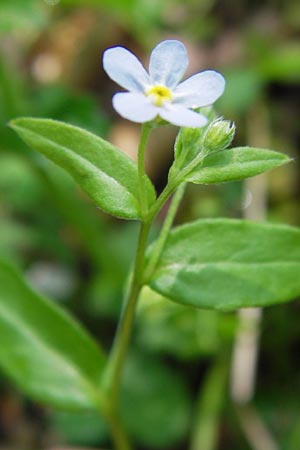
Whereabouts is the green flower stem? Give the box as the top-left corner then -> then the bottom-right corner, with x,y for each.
103,128 -> 187,450
138,123 -> 152,218
147,181 -> 177,221
190,357 -> 228,450
169,147 -> 224,189
105,410 -> 133,450
104,182 -> 185,408
104,220 -> 151,409
103,124 -> 154,416
144,182 -> 186,281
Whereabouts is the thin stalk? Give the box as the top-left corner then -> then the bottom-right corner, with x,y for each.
101,121 -> 156,450
103,180 -> 181,448
147,182 -> 177,221
138,123 -> 152,218
104,220 -> 151,410
103,122 -> 158,407
105,411 -> 133,450
148,145 -> 215,223
144,183 -> 186,281
190,358 -> 228,450
102,126 -> 186,450
169,147 -> 225,191
103,123 -> 153,410
105,182 -> 186,406
236,405 -> 279,450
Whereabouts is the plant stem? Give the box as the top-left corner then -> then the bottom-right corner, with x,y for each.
190,357 -> 228,450
168,147 -> 224,190
103,123 -> 152,413
105,411 -> 133,450
138,123 -> 152,218
144,182 -> 186,281
147,182 -> 177,221
104,181 -> 185,412
104,220 -> 151,409
236,405 -> 279,450
103,126 -> 186,450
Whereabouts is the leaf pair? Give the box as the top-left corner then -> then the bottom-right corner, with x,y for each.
10,118 -> 290,221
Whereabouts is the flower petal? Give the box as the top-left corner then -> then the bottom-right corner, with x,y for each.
112,92 -> 159,123
174,70 -> 225,108
103,47 -> 150,92
149,40 -> 188,89
159,105 -> 208,128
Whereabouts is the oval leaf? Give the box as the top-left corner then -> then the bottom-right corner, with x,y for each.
186,147 -> 290,184
9,118 -> 156,219
0,260 -> 106,410
148,219 -> 300,310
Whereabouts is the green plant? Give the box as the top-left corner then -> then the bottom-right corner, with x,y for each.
2,39 -> 300,450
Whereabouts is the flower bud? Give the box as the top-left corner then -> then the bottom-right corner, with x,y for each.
203,119 -> 235,152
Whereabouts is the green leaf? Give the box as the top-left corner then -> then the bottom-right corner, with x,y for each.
9,118 -> 156,220
185,147 -> 290,184
0,260 -> 106,410
147,219 -> 300,310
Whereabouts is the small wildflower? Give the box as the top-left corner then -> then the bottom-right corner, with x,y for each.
103,40 -> 225,128
203,119 -> 235,152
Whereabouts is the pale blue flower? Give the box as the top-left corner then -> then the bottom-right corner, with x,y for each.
103,40 -> 225,128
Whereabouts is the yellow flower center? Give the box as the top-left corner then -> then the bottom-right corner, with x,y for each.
146,85 -> 172,106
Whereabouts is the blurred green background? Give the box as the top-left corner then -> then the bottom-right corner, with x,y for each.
0,0 -> 299,449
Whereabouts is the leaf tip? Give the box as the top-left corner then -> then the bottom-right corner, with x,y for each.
7,119 -> 16,129
7,117 -> 26,132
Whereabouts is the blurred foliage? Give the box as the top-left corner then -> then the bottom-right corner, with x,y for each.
120,352 -> 191,448
0,0 -> 299,449
0,0 -> 47,35
137,288 -> 236,360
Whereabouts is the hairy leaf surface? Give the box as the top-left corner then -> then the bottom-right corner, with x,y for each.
185,147 -> 290,184
10,118 -> 156,219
